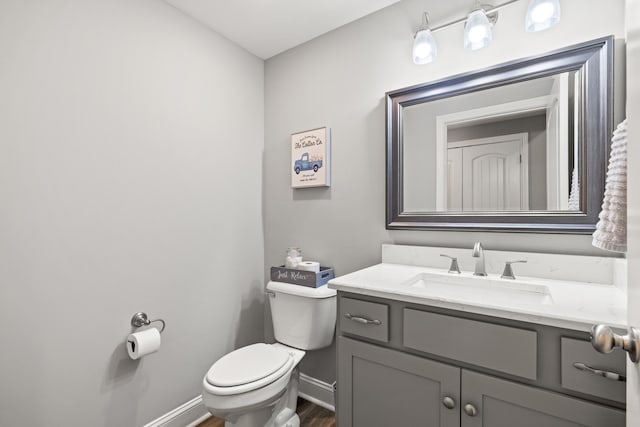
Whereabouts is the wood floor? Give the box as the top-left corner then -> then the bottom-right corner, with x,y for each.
197,398 -> 336,427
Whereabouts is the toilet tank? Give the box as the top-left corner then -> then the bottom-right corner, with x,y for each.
266,281 -> 337,350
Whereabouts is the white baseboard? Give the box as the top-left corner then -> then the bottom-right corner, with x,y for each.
298,373 -> 335,412
143,374 -> 334,427
142,395 -> 209,427
184,413 -> 212,427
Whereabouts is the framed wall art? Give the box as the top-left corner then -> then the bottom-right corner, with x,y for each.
291,127 -> 331,188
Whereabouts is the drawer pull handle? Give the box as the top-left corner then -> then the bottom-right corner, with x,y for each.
344,313 -> 382,325
573,362 -> 626,382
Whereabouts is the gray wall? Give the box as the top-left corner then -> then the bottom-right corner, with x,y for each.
264,0 -> 626,383
0,0 -> 264,425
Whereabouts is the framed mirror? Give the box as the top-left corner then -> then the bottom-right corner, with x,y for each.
386,36 -> 613,233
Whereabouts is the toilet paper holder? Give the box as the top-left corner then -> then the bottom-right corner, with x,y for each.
131,312 -> 166,333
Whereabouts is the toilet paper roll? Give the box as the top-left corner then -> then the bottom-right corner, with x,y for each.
127,328 -> 161,360
297,261 -> 320,273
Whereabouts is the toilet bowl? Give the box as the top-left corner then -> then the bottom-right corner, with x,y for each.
201,282 -> 336,427
202,343 -> 305,426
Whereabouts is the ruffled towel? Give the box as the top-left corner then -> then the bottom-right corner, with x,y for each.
592,119 -> 627,253
568,167 -> 580,211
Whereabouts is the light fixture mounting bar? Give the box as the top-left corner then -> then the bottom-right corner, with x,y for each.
431,0 -> 522,34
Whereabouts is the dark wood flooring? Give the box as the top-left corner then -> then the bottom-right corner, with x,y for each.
197,398 -> 336,427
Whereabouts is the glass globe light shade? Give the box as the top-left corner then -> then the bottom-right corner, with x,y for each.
464,9 -> 493,51
525,0 -> 561,32
413,29 -> 437,64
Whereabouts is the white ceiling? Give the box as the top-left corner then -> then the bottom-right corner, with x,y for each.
165,0 -> 402,59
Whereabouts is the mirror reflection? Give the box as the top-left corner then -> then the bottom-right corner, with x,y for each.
402,70 -> 582,213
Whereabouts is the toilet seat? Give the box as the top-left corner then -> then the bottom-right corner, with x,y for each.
205,343 -> 294,396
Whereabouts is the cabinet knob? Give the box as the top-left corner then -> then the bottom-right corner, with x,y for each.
464,403 -> 478,417
442,396 -> 456,410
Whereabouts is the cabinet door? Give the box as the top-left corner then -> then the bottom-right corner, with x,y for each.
337,336 -> 460,427
460,370 -> 625,427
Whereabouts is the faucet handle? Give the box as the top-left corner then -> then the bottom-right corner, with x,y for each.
440,254 -> 461,274
501,260 -> 527,280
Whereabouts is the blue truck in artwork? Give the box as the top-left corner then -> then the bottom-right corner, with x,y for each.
293,153 -> 323,174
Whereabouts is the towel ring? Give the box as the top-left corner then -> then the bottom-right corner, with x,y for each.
131,312 -> 166,333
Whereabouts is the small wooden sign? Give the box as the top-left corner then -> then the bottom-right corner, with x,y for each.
291,127 -> 331,188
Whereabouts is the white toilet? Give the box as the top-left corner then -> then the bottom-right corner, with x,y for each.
202,281 -> 337,427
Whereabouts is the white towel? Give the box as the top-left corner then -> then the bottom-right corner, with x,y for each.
592,119 -> 627,253
568,167 -> 580,211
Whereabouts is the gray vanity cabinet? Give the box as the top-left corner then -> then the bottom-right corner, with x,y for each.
336,292 -> 625,427
338,336 -> 460,427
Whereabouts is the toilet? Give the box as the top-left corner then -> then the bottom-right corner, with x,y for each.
202,281 -> 337,427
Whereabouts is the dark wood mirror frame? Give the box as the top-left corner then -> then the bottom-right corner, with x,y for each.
386,36 -> 614,233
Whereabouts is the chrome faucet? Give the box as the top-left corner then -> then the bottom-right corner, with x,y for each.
472,242 -> 487,276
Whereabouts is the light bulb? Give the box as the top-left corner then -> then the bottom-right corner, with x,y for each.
467,24 -> 488,43
413,29 -> 437,64
531,2 -> 554,22
464,9 -> 493,51
525,0 -> 561,32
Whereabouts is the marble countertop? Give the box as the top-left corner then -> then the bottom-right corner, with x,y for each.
328,262 -> 627,332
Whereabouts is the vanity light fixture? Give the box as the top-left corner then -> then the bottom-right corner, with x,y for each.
412,12 -> 438,64
412,0 -> 562,64
525,0 -> 561,32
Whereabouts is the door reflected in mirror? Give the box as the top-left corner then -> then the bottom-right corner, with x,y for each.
402,71 -> 581,213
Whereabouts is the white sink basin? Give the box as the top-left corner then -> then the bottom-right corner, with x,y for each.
401,272 -> 554,306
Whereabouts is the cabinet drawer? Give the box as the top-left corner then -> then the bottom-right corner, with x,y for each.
403,309 -> 537,380
339,297 -> 389,342
561,337 -> 626,403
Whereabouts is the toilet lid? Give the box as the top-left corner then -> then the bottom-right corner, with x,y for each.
206,343 -> 290,387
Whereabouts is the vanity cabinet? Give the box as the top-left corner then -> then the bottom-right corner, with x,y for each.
336,293 -> 626,427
